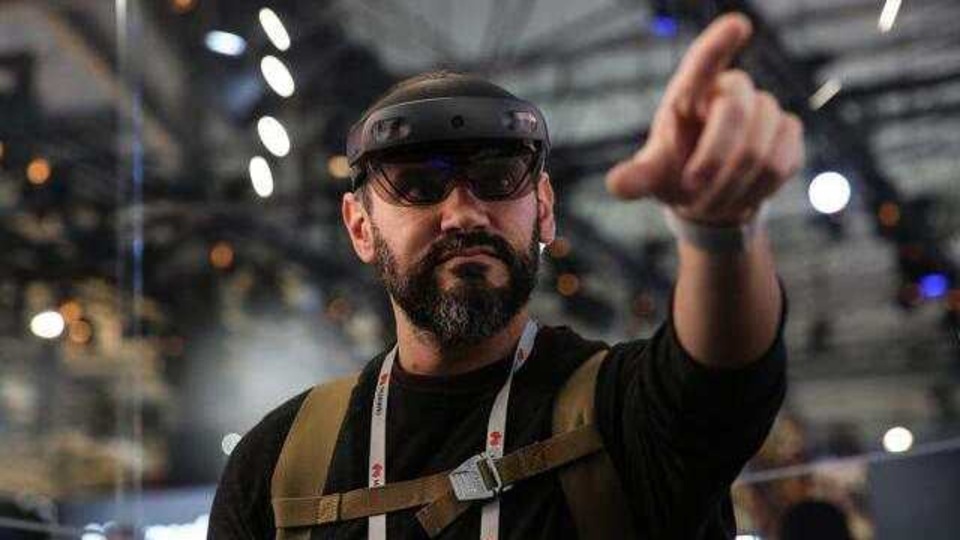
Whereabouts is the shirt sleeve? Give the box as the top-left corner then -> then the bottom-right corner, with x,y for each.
595,280 -> 788,537
207,391 -> 308,540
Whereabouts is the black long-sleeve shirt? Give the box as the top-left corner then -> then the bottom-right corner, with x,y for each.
209,296 -> 786,539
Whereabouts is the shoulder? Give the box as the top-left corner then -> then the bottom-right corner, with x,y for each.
208,389 -> 312,538
526,324 -> 611,386
222,389 -> 312,488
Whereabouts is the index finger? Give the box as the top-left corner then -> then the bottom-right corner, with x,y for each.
665,12 -> 753,117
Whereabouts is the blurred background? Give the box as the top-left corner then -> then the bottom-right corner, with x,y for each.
0,0 -> 959,538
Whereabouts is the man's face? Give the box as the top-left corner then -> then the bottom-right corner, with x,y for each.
371,211 -> 540,348
343,164 -> 556,348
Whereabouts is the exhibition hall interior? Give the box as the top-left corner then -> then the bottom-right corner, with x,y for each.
0,0 -> 959,537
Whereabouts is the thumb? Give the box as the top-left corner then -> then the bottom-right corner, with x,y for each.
605,142 -> 674,200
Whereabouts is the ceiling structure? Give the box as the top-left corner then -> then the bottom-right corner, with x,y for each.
0,0 -> 959,499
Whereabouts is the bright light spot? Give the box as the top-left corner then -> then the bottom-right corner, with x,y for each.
557,273 -> 581,297
883,426 -> 913,453
221,433 -> 242,455
809,78 -> 842,110
59,300 -> 83,322
144,514 -> 209,540
808,171 -> 851,215
257,116 -> 291,157
920,273 -> 949,299
650,15 -> 678,38
171,0 -> 198,15
878,0 -> 902,33
249,156 -> 275,197
204,31 -> 247,57
209,241 -> 235,270
68,320 -> 93,344
27,157 -> 52,185
30,310 -> 65,339
736,536 -> 763,540
327,155 -> 351,179
82,523 -> 106,540
260,55 -> 295,98
259,8 -> 291,51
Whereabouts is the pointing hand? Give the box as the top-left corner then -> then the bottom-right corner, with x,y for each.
605,13 -> 805,226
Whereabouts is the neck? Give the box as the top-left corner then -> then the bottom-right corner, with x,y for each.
392,305 -> 531,377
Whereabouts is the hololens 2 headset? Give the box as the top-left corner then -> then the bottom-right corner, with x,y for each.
346,74 -> 551,206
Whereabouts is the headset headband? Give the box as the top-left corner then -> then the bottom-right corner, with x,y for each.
346,96 -> 550,188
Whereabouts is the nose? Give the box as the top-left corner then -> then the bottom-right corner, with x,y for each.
438,183 -> 492,233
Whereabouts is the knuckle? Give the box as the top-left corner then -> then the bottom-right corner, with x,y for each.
725,69 -> 754,89
771,160 -> 796,180
724,98 -> 749,125
758,91 -> 780,113
785,114 -> 804,135
691,158 -> 722,179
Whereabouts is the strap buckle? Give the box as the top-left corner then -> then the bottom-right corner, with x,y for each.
448,452 -> 503,501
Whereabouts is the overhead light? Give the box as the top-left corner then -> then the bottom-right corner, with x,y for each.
919,273 -> 949,299
210,241 -> 235,269
882,426 -> 913,453
257,116 -> 291,157
650,14 -> 678,38
556,273 -> 581,297
878,0 -> 902,33
259,8 -> 291,51
171,0 -> 198,14
59,300 -> 83,322
327,155 -> 351,179
68,320 -> 93,345
808,171 -> 851,215
26,157 -> 52,185
249,156 -> 275,197
221,433 -> 242,455
205,30 -> 247,57
809,79 -> 842,110
260,55 -> 295,98
30,310 -> 65,339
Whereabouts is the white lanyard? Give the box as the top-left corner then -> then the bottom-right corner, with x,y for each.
368,319 -> 539,540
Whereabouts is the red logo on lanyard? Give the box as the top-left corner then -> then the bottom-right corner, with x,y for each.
371,462 -> 384,485
488,431 -> 503,448
379,373 -> 390,384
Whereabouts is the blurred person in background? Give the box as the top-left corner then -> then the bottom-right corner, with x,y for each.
779,500 -> 854,540
210,13 -> 804,540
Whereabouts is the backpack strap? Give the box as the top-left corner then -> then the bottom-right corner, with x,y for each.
553,348 -> 636,539
271,374 -> 359,540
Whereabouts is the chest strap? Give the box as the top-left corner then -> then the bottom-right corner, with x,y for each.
272,423 -> 604,537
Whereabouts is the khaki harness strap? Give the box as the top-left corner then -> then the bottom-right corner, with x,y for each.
272,423 -> 604,534
553,349 -> 636,539
270,374 -> 358,540
416,424 -> 604,537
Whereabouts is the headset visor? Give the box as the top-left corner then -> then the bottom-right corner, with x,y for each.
365,142 -> 543,206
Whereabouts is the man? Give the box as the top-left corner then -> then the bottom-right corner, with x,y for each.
209,12 -> 804,539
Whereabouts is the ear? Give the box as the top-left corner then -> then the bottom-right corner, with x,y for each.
342,191 -> 377,264
536,172 -> 556,244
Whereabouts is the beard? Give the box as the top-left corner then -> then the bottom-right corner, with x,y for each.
372,223 -> 540,349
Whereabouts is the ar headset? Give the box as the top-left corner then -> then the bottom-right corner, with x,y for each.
346,95 -> 551,206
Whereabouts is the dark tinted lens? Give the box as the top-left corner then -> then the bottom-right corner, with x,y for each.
467,153 -> 536,200
376,160 -> 453,204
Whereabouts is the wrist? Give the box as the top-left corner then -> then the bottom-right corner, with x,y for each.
664,203 -> 770,253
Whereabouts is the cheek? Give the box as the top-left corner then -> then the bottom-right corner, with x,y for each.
374,211 -> 437,266
489,200 -> 538,246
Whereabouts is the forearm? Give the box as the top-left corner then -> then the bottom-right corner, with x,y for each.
672,231 -> 782,369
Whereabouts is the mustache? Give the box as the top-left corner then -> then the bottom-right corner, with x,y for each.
420,231 -> 516,270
